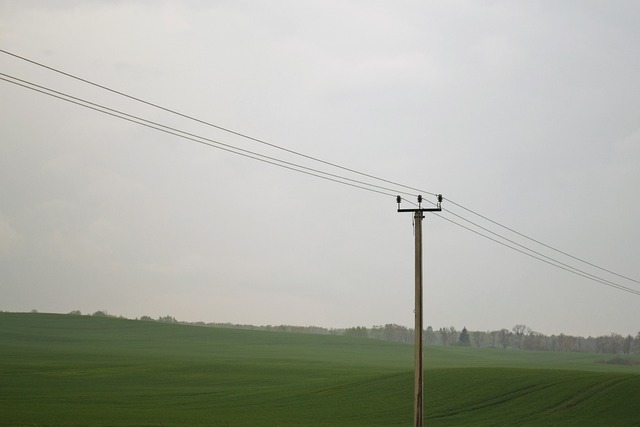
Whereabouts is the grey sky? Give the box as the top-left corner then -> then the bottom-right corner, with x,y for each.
1,1 -> 639,337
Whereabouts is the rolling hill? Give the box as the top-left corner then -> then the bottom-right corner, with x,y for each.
1,312 -> 638,426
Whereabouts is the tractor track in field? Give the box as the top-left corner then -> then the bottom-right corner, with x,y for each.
428,375 -> 576,420
310,372 -> 405,395
545,375 -> 633,414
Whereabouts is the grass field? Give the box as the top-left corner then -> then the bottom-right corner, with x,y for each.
1,312 -> 639,426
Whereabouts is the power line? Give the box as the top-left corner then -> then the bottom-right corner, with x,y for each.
0,73 -> 412,199
445,197 -> 640,285
434,214 -> 640,297
398,193 -> 640,295
439,205 -> 631,291
2,50 -> 639,296
0,48 -> 436,198
405,191 -> 640,286
3,71 -> 638,296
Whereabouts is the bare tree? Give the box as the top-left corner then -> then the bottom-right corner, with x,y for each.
425,326 -> 436,345
490,330 -> 498,348
512,324 -> 528,349
523,331 -> 544,351
438,326 -> 457,346
472,331 -> 483,348
623,335 -> 633,356
609,333 -> 624,354
448,326 -> 459,345
439,327 -> 450,346
558,334 -> 577,352
499,329 -> 510,349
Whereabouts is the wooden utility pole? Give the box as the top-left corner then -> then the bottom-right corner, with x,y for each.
397,194 -> 442,427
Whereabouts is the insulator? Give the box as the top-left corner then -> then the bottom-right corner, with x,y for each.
396,195 -> 401,204
417,195 -> 422,204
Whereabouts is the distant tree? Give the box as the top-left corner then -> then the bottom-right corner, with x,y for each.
140,316 -> 154,321
68,310 -> 82,316
369,325 -> 384,340
92,310 -> 108,317
344,326 -> 368,338
523,331 -> 545,351
449,327 -> 460,344
438,327 -> 450,346
574,336 -> 584,352
458,327 -> 470,346
425,326 -> 436,345
381,324 -> 410,343
490,330 -> 498,348
472,331 -> 483,348
30,309 -> 38,313
623,335 -> 633,356
557,334 -> 578,352
439,326 -> 457,346
582,336 -> 598,353
557,334 -> 566,351
595,336 -> 607,353
512,324 -> 529,350
609,333 -> 624,354
158,315 -> 177,323
634,332 -> 640,354
499,329 -> 510,349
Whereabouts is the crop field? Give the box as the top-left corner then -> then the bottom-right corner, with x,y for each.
1,312 -> 639,426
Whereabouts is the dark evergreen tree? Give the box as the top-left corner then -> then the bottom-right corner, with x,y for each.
459,327 -> 470,346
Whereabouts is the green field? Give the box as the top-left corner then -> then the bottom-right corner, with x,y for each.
1,313 -> 638,426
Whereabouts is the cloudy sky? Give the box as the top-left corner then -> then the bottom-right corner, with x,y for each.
1,1 -> 639,337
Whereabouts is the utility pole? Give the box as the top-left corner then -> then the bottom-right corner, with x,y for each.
397,194 -> 442,427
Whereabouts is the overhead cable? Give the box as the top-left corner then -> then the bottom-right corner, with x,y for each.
0,48 -> 436,198
2,50 -> 639,295
440,205 -> 629,289
434,214 -> 640,297
0,75 -> 402,198
0,73 -> 410,199
445,197 -> 640,285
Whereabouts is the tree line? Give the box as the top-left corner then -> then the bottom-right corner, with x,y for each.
345,323 -> 640,356
59,311 -> 640,356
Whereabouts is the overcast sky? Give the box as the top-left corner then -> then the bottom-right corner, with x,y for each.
1,1 -> 639,337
